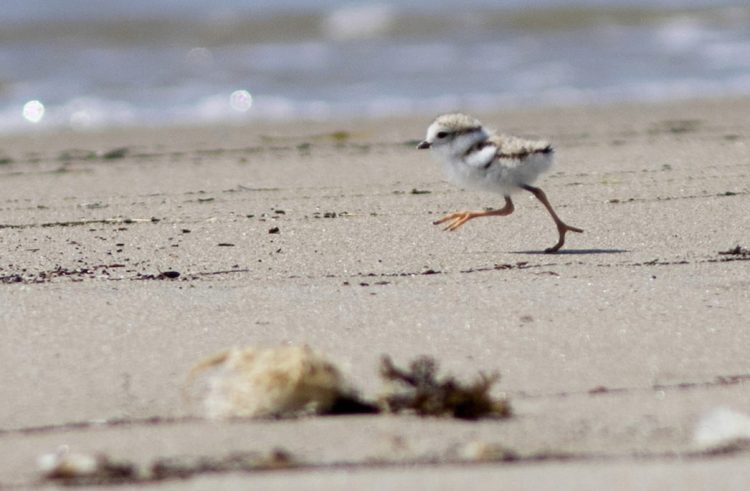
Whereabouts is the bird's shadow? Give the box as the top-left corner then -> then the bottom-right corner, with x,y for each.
511,248 -> 629,255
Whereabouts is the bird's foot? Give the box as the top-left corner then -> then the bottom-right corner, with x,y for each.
433,211 -> 476,231
545,223 -> 584,253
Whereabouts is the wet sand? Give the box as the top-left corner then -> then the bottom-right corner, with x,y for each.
1,97 -> 750,488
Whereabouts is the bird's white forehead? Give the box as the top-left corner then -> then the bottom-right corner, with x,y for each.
425,113 -> 483,139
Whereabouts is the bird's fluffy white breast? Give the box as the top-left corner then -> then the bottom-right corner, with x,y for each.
489,152 -> 554,193
438,150 -> 554,196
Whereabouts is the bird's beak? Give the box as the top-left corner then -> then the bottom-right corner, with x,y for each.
417,140 -> 431,150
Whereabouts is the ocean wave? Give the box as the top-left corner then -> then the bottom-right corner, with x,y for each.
2,3 -> 750,132
6,74 -> 750,134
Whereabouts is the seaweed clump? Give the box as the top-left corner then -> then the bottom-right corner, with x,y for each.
379,355 -> 511,420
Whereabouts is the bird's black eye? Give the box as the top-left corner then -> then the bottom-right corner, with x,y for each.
436,131 -> 448,139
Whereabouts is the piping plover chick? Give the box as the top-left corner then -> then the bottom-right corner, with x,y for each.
417,113 -> 582,253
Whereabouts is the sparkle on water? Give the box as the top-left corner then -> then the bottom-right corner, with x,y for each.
22,100 -> 45,123
229,90 -> 253,112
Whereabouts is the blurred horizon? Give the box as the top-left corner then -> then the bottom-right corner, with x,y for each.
1,0 -> 742,21
2,1 -> 750,132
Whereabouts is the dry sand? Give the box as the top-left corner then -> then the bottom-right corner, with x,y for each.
1,97 -> 749,488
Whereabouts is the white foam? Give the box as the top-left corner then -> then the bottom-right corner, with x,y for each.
657,17 -> 711,52
323,4 -> 396,41
694,407 -> 750,448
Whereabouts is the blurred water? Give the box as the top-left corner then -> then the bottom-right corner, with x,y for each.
1,1 -> 750,131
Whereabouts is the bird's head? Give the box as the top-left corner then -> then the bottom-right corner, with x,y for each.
417,113 -> 488,158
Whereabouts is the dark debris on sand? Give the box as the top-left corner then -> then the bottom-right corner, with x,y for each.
719,245 -> 750,257
378,355 -> 511,420
41,449 -> 295,486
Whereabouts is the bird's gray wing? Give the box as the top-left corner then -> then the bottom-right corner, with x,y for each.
490,134 -> 553,160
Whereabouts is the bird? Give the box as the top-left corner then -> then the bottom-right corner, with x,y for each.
417,113 -> 582,253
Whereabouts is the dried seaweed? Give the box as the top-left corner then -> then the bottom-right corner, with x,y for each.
40,448 -> 295,485
38,450 -> 136,486
378,355 -> 511,420
719,246 -> 750,257
150,449 -> 296,480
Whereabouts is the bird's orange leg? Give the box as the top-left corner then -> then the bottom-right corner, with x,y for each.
433,197 -> 514,231
522,185 -> 582,253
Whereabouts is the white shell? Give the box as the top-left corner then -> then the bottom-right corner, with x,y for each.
191,346 -> 348,419
38,447 -> 99,479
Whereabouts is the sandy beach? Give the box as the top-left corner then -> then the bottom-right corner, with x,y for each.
1,97 -> 750,489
